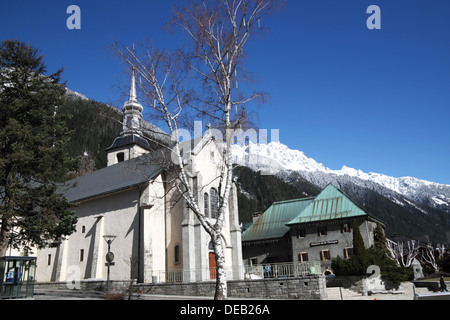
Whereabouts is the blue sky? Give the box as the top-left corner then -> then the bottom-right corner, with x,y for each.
1,1 -> 449,184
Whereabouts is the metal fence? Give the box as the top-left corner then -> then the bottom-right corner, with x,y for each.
153,261 -> 322,284
244,261 -> 321,280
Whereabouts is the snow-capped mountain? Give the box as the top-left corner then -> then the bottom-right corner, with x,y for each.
65,88 -> 90,101
232,141 -> 450,214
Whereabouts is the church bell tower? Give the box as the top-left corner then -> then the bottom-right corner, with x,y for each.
106,68 -> 151,166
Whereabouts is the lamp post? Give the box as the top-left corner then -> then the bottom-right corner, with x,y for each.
103,235 -> 116,296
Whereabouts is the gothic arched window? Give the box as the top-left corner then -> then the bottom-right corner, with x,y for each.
174,245 -> 180,264
210,188 -> 218,219
204,193 -> 209,217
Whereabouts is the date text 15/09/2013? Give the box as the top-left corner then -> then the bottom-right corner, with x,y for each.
180,304 -> 270,317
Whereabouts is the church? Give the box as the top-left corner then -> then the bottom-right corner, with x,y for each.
34,71 -> 244,284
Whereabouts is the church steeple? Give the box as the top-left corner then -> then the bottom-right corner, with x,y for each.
121,68 -> 144,136
105,68 -> 151,166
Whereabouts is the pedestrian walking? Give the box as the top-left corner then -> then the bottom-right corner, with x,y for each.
440,276 -> 448,292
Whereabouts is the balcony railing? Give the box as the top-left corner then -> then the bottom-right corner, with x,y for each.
152,261 -> 322,284
244,261 -> 321,280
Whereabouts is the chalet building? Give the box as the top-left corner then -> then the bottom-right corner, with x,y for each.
242,184 -> 386,271
34,70 -> 243,284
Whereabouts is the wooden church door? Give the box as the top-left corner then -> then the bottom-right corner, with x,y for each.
209,252 -> 216,280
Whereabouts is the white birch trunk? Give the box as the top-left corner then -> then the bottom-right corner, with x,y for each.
420,247 -> 439,273
116,0 -> 280,300
386,239 -> 419,268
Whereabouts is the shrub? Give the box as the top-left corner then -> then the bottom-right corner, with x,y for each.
331,247 -> 414,286
438,255 -> 450,273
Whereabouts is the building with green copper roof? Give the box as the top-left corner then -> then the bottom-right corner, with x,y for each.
242,184 -> 386,270
242,197 -> 314,243
286,184 -> 369,225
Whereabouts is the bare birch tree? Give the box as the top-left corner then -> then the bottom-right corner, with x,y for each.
420,246 -> 439,273
115,0 -> 283,300
386,239 -> 419,268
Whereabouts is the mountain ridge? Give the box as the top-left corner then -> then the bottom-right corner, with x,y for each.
232,145 -> 450,244
231,141 -> 450,215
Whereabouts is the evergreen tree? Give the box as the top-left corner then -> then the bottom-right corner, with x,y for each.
0,39 -> 78,255
352,220 -> 366,257
352,219 -> 368,274
373,222 -> 388,254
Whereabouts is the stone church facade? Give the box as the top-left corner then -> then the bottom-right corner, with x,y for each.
34,71 -> 243,284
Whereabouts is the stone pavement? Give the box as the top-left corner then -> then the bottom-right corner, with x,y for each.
325,281 -> 436,300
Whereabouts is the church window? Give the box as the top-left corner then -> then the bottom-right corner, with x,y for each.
117,152 -> 125,163
80,249 -> 84,262
210,188 -> 218,219
204,193 -> 209,217
81,225 -> 86,233
210,151 -> 214,161
174,245 -> 180,264
47,254 -> 52,266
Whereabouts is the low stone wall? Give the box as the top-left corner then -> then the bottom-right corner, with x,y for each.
35,275 -> 327,300
134,275 -> 326,300
35,280 -> 133,293
413,280 -> 440,292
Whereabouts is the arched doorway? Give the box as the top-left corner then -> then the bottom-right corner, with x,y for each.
208,242 -> 216,280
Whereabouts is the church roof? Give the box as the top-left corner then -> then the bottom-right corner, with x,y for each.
61,154 -> 162,202
106,134 -> 151,151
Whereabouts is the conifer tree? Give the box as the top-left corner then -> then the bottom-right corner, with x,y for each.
0,39 -> 78,255
352,219 -> 368,274
373,222 -> 388,254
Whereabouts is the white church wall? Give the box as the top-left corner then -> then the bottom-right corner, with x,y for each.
164,178 -> 185,274
36,188 -> 142,283
141,174 -> 167,283
99,189 -> 140,281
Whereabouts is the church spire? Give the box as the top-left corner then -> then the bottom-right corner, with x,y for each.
121,68 -> 143,136
129,67 -> 137,102
105,66 -> 153,166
